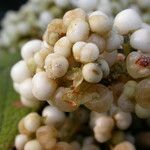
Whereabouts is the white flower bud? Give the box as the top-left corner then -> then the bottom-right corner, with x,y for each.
130,28 -> 150,53
15,134 -> 29,150
20,78 -> 38,101
73,42 -> 99,63
38,11 -> 53,28
113,141 -> 136,150
42,106 -> 66,127
54,36 -> 72,57
95,116 -> 115,132
36,126 -> 58,150
21,40 -> 42,61
90,112 -> 107,128
114,111 -> 132,130
24,140 -> 42,150
82,63 -> 103,83
77,0 -> 98,11
126,52 -> 150,79
32,71 -> 57,100
89,11 -> 112,35
93,116 -> 114,143
67,18 -> 90,43
63,8 -> 87,27
54,0 -> 69,8
87,33 -> 106,53
135,78 -> 150,109
113,9 -> 142,35
34,44 -> 53,68
44,53 -> 69,79
106,31 -> 124,52
13,82 -> 20,94
94,131 -> 111,143
11,60 -> 31,83
24,113 -> 41,133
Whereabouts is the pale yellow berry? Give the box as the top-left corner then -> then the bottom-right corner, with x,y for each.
87,33 -> 106,53
54,36 -> 72,57
89,11 -> 112,35
113,141 -> 136,150
36,126 -> 58,150
44,53 -> 69,79
24,140 -> 42,150
73,42 -> 99,63
32,71 -> 57,100
113,9 -> 142,35
82,63 -> 103,83
24,113 -> 41,133
114,111 -> 132,130
15,134 -> 29,150
63,8 -> 87,27
67,18 -> 90,43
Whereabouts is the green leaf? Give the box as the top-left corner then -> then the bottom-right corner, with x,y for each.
0,51 -> 37,149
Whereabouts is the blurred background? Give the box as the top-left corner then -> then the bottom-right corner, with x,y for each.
0,0 -> 27,21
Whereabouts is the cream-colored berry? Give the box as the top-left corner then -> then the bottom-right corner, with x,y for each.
106,31 -> 124,52
24,140 -> 42,150
19,78 -> 37,101
87,33 -> 106,53
130,28 -> 150,53
15,134 -> 29,150
63,8 -> 87,27
32,71 -> 57,100
44,53 -> 69,79
34,44 -> 53,68
113,9 -> 142,35
21,40 -> 42,61
24,112 -> 41,133
126,52 -> 150,79
54,36 -> 72,57
18,118 -> 31,136
73,42 -> 99,63
36,126 -> 57,150
72,41 -> 86,61
114,111 -> 132,130
13,82 -> 20,94
42,106 -> 66,127
82,63 -> 103,83
95,116 -> 115,132
10,60 -> 31,83
89,11 -> 112,35
113,141 -> 136,150
94,131 -> 112,143
67,18 -> 90,43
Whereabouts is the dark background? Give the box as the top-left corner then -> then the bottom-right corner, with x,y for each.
0,0 -> 27,21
